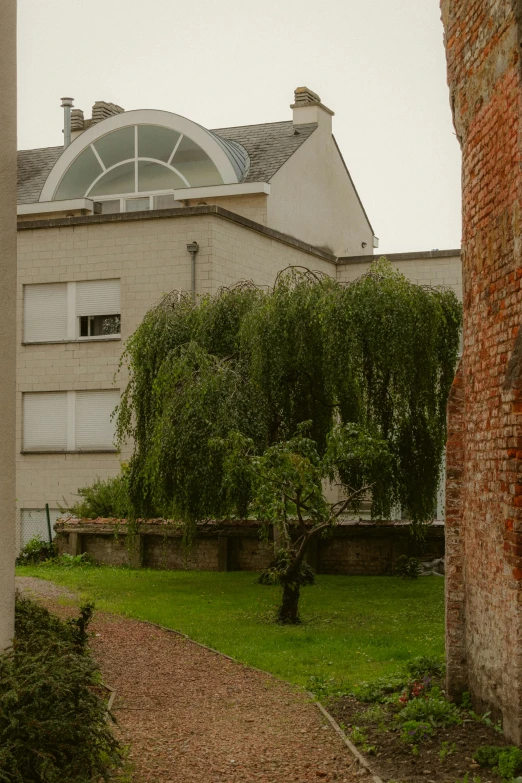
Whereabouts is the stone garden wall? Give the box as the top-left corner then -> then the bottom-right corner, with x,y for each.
54,517 -> 444,576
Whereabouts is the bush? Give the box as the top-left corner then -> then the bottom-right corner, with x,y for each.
395,555 -> 421,579
40,552 -> 94,569
473,745 -> 522,779
16,535 -> 55,566
0,596 -> 123,782
64,472 -> 130,519
397,689 -> 461,726
405,655 -> 445,679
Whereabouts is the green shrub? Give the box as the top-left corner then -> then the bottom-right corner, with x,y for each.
42,552 -> 94,569
352,672 -> 408,703
395,555 -> 421,579
405,655 -> 445,679
64,473 -> 130,519
400,720 -> 433,745
397,690 -> 461,726
16,535 -> 55,566
0,597 -> 123,782
473,745 -> 522,779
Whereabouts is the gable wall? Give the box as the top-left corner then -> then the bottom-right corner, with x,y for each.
267,122 -> 374,257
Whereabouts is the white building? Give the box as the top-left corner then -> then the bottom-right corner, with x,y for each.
16,86 -> 461,547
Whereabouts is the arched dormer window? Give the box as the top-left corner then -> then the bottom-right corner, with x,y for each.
40,109 -> 249,204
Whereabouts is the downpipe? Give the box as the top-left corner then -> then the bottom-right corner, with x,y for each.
187,241 -> 200,303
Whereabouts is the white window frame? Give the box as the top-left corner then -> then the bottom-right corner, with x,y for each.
95,191 -> 185,213
22,389 -> 119,453
39,109 -> 241,203
23,279 -> 121,345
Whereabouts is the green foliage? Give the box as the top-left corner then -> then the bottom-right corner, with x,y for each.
16,535 -> 55,566
405,655 -> 445,679
64,472 -> 131,519
395,555 -> 421,579
397,689 -> 461,726
0,597 -> 123,782
473,745 -> 522,779
400,720 -> 433,745
115,261 -> 461,530
352,673 -> 409,703
16,566 -> 446,689
439,741 -> 457,760
460,691 -> 472,710
258,549 -> 315,586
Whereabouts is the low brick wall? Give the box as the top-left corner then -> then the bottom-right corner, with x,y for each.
54,517 -> 444,575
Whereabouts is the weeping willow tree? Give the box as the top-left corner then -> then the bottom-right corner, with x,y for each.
115,258 -> 461,619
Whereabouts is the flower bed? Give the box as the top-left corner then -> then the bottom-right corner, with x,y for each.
327,660 -> 521,783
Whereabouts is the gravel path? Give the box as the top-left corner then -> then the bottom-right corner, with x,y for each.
15,577 -> 360,783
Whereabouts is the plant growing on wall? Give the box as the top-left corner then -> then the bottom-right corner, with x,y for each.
113,259 -> 461,617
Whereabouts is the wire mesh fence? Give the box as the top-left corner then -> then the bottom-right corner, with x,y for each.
19,508 -> 61,551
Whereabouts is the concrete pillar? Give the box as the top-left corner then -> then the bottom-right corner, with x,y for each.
217,535 -> 228,572
128,534 -> 144,568
0,0 -> 17,651
68,533 -> 82,556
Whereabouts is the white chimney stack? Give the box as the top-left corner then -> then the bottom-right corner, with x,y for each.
291,86 -> 334,131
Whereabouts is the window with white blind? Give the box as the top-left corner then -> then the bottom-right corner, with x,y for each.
22,390 -> 119,452
23,279 -> 121,343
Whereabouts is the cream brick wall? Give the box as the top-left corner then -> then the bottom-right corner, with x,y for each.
16,211 -> 336,547
208,215 -> 336,291
16,213 -> 462,550
336,252 -> 462,301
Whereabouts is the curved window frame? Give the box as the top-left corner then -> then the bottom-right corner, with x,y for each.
40,109 -> 241,203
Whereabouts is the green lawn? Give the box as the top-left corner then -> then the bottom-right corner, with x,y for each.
16,565 -> 444,688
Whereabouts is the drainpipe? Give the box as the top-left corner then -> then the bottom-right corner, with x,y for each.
187,241 -> 200,303
61,97 -> 74,148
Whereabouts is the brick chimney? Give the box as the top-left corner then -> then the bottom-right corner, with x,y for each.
291,86 -> 334,130
91,101 -> 124,125
69,101 -> 125,142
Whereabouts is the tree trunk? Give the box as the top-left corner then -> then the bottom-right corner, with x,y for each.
278,580 -> 301,624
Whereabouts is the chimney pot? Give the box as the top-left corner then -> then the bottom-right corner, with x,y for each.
291,85 -> 334,128
70,108 -> 84,131
293,86 -> 321,106
91,101 -> 125,125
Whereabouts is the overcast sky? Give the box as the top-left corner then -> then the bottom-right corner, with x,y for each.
17,0 -> 461,255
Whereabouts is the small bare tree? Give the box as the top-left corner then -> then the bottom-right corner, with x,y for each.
221,422 -> 393,624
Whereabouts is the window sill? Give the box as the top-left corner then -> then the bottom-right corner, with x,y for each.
21,450 -> 119,455
22,337 -> 121,346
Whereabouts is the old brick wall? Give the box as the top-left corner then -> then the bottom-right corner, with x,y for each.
55,519 -> 444,575
442,0 -> 522,740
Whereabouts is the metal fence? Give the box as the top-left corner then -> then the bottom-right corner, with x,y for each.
20,507 -> 61,551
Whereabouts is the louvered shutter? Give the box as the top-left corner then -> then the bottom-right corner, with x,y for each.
76,280 -> 120,317
23,393 -> 67,451
75,390 -> 119,450
23,283 -> 68,342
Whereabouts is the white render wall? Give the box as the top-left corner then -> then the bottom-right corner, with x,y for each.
0,0 -> 17,649
267,115 -> 375,258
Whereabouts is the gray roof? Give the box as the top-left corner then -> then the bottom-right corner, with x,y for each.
17,146 -> 63,204
17,120 -> 317,204
213,120 -> 317,183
